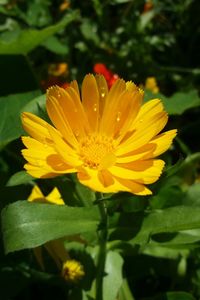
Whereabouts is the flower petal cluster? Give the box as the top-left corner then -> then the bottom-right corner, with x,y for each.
22,74 -> 177,195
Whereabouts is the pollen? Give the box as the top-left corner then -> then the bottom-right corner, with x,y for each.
79,134 -> 115,169
62,259 -> 85,282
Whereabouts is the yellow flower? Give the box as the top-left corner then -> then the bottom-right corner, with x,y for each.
48,63 -> 68,77
62,259 -> 85,282
21,74 -> 177,195
145,77 -> 159,94
28,185 -> 64,205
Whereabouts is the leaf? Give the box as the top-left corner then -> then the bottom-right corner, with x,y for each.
22,94 -> 46,116
109,206 -> 200,246
0,11 -> 79,55
1,201 -> 99,254
41,35 -> 69,54
0,90 -> 41,148
154,291 -> 195,300
144,89 -> 200,115
103,251 -> 123,300
6,171 -> 34,187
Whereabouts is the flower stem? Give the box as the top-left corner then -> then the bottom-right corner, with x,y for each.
96,193 -> 108,300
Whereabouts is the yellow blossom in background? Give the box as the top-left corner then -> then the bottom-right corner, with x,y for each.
62,259 -> 85,282
28,185 -> 64,205
28,186 -> 84,282
59,0 -> 70,11
145,77 -> 159,94
22,74 -> 177,195
28,186 -> 67,270
48,63 -> 68,77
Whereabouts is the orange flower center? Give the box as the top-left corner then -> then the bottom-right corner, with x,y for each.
79,135 -> 115,169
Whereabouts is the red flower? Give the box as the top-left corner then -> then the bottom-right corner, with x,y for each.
93,63 -> 119,88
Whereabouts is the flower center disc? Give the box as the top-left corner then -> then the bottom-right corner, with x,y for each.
79,135 -> 115,169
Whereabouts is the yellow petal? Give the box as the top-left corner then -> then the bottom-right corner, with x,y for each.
98,169 -> 114,187
100,79 -> 126,134
150,129 -> 177,157
110,159 -> 165,184
95,74 -> 108,116
47,125 -> 81,167
21,112 -> 52,144
46,95 -> 78,148
77,167 -> 152,195
116,99 -> 168,155
116,144 -> 156,163
28,185 -> 44,202
114,177 -> 152,195
81,74 -> 100,131
70,80 -> 80,97
46,187 -> 64,205
22,136 -> 76,178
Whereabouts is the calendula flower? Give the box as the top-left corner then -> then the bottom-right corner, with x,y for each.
145,77 -> 159,94
22,74 -> 177,195
62,259 -> 85,282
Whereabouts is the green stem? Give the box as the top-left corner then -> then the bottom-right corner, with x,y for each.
118,278 -> 135,300
96,193 -> 108,300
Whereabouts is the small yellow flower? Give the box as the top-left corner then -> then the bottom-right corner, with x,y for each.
59,0 -> 70,11
48,63 -> 68,77
28,185 -> 64,205
21,74 -> 177,195
62,259 -> 85,282
145,77 -> 159,94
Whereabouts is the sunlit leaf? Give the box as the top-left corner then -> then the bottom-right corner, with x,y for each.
103,251 -> 123,300
0,90 -> 41,148
2,201 -> 99,253
0,11 -> 79,55
6,171 -> 34,187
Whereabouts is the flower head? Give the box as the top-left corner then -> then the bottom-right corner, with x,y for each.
62,259 -> 85,282
22,74 -> 177,195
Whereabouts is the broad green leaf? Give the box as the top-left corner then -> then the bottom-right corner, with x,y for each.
0,11 -> 79,54
154,291 -> 195,300
144,89 -> 200,115
6,171 -> 34,187
109,206 -> 200,245
41,35 -> 69,54
183,183 -> 200,206
0,90 -> 41,148
1,201 -> 99,253
103,251 -> 123,300
22,94 -> 46,116
118,278 -> 135,300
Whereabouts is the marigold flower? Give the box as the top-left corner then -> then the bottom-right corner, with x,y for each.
62,259 -> 85,282
21,74 -> 177,195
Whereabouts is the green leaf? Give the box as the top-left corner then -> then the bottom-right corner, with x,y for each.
41,35 -> 69,54
183,183 -> 200,206
144,89 -> 200,115
0,11 -> 79,55
0,90 -> 41,148
154,291 -> 195,300
22,94 -> 46,116
6,171 -> 34,187
1,201 -> 99,254
109,206 -> 200,246
103,251 -> 123,300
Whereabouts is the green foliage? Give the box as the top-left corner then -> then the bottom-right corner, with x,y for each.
1,201 -> 99,253
0,10 -> 79,55
0,90 -> 41,148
